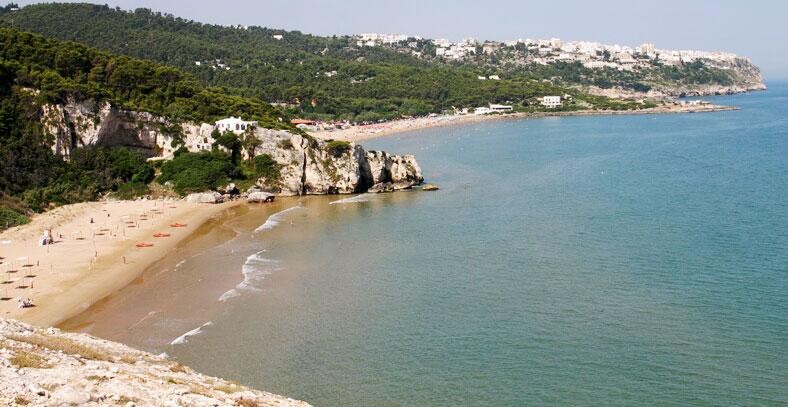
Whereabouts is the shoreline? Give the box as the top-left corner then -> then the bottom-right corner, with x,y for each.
310,104 -> 739,142
55,197 -> 319,350
1,102 -> 740,328
0,199 -> 243,328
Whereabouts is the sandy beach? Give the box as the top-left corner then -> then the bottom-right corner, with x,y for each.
0,199 -> 241,328
310,103 -> 738,142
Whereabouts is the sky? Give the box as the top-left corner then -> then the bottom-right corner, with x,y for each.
15,0 -> 788,77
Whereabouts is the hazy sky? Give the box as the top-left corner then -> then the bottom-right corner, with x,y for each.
15,0 -> 788,77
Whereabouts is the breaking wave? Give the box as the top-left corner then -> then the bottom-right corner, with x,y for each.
329,194 -> 374,205
254,206 -> 304,233
218,250 -> 279,302
170,321 -> 213,346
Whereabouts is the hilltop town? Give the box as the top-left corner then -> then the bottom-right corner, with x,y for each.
355,33 -> 748,72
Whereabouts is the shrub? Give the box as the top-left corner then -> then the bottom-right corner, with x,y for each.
158,151 -> 239,194
325,140 -> 351,157
212,131 -> 242,164
277,139 -> 293,150
7,334 -> 112,362
10,349 -> 52,369
253,154 -> 281,187
0,208 -> 29,230
115,182 -> 149,199
107,148 -> 154,184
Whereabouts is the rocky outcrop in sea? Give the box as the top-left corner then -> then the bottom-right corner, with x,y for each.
254,134 -> 423,196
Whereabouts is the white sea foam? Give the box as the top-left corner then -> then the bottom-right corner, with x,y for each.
329,194 -> 374,205
130,311 -> 158,330
174,259 -> 186,270
254,206 -> 303,233
170,321 -> 213,346
218,250 -> 279,302
218,289 -> 241,302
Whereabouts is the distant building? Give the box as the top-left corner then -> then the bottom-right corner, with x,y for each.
482,42 -> 502,55
478,75 -> 487,80
475,104 -> 513,115
678,100 -> 709,106
215,117 -> 257,135
639,43 -> 656,55
433,38 -> 452,48
273,34 -> 284,40
488,75 -> 501,80
541,96 -> 562,109
489,104 -> 513,112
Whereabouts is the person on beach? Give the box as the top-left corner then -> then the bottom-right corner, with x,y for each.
40,229 -> 53,245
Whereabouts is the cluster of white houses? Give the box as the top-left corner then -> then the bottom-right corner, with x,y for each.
354,33 -> 747,71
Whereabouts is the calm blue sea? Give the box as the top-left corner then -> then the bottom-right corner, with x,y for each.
170,83 -> 787,406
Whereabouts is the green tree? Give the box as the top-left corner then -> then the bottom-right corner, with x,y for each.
212,131 -> 242,165
242,129 -> 262,163
158,151 -> 239,194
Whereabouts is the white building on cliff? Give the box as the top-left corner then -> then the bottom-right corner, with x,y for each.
215,117 -> 258,135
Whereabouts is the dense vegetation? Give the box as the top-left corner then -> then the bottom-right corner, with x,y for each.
0,3 -> 650,121
0,27 -> 297,227
0,27 -> 292,129
158,150 -> 240,195
253,154 -> 281,188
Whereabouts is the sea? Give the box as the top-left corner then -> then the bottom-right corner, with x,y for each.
64,82 -> 787,406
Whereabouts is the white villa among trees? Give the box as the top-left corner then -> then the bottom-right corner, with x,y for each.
215,117 -> 258,134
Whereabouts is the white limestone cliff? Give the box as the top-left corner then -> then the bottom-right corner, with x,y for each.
38,99 -> 424,196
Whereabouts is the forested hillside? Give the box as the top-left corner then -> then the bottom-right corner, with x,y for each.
0,27 -> 295,226
0,2 -> 645,121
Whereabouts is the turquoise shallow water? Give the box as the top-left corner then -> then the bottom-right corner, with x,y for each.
171,84 -> 787,405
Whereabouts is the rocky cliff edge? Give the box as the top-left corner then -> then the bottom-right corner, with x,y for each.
0,318 -> 311,406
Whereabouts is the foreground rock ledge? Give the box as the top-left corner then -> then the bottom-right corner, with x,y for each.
0,319 -> 310,406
